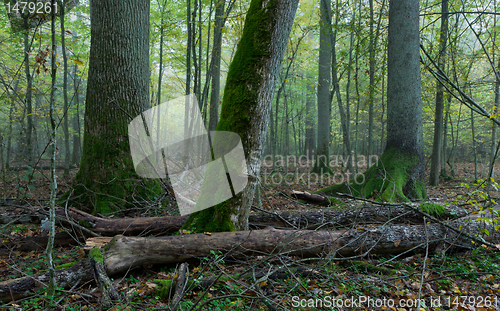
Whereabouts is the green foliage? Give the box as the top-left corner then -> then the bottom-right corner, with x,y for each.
460,178 -> 500,235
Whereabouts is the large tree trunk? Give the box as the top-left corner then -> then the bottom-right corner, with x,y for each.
68,0 -> 160,214
317,0 -> 427,202
2,211 -> 498,302
429,0 -> 449,186
311,0 -> 332,175
182,0 -> 299,232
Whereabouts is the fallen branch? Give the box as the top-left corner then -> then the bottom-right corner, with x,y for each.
0,260 -> 92,302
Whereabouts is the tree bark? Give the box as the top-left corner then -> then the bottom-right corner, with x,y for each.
317,0 -> 427,201
2,204 -> 468,252
208,0 -> 225,131
23,17 -> 33,167
429,0 -> 449,186
311,0 -> 333,175
71,61 -> 81,166
367,0 -> 375,158
105,213 -> 500,275
68,0 -> 160,214
60,0 -> 70,178
183,0 -> 299,232
304,73 -> 315,159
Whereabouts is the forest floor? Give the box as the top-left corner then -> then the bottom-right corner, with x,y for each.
1,160 -> 500,310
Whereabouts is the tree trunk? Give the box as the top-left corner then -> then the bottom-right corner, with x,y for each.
6,79 -> 18,170
208,0 -> 225,131
311,0 -> 333,175
367,0 -> 375,158
317,0 -> 427,201
490,58 -> 500,180
71,51 -> 81,166
23,17 -> 33,167
69,0 -> 160,214
60,0 -> 71,178
304,74 -> 315,159
429,0 -> 448,186
182,0 -> 299,232
337,15 -> 355,176
186,0 -> 192,96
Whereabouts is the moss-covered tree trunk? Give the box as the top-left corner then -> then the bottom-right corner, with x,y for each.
69,0 -> 160,214
317,0 -> 427,202
183,0 -> 299,232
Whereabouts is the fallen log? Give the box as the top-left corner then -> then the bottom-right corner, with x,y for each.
54,207 -> 188,236
4,204 -> 468,251
103,213 -> 499,275
0,260 -> 92,302
1,212 -> 498,302
55,204 -> 467,234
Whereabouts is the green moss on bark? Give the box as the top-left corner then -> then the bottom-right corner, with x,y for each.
182,200 -> 236,233
419,202 -> 445,216
316,147 -> 427,202
183,0 -> 284,233
61,134 -> 161,215
90,247 -> 104,263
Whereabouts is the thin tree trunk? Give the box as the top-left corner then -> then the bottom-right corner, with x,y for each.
340,16 -> 355,175
304,74 -> 315,159
429,0 -> 449,186
201,0 -> 213,122
209,0 -> 225,131
197,0 -> 202,103
47,0 -> 58,296
60,0 -> 70,178
379,72 -> 385,153
186,0 -> 192,96
71,62 -> 81,166
472,107 -> 478,181
192,0 -> 198,104
6,79 -> 19,170
23,17 -> 33,167
157,2 -> 166,107
442,94 -> 451,177
368,0 -> 375,157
